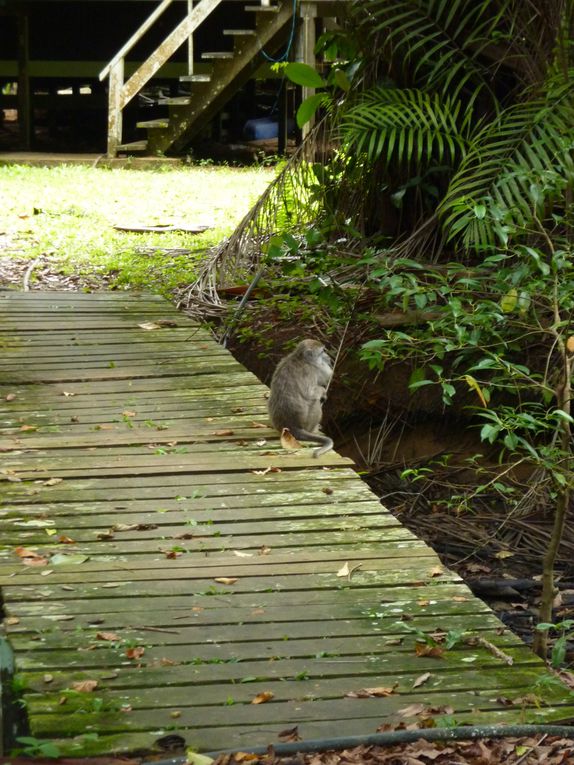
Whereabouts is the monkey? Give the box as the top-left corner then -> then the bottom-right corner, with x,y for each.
268,338 -> 334,457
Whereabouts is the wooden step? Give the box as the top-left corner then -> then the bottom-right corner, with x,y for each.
201,51 -> 235,60
180,73 -> 212,83
116,140 -> 148,153
136,119 -> 169,130
223,29 -> 257,36
156,96 -> 191,106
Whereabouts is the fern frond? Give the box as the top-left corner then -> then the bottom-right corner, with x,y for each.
438,90 -> 574,249
339,88 -> 471,166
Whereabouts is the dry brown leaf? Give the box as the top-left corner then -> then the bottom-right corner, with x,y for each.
170,710 -> 182,718
567,336 -> 574,353
95,424 -> 115,430
122,410 -> 136,417
280,428 -> 302,450
71,680 -> 98,692
58,535 -> 75,544
251,690 -> 274,704
428,566 -> 444,577
415,643 -> 444,659
126,646 -> 145,660
397,702 -> 427,717
213,429 -> 235,437
277,726 -> 301,743
251,421 -> 268,429
259,546 -> 271,556
322,487 -> 334,495
214,577 -> 238,585
43,674 -> 54,683
62,391 -> 76,397
495,550 -> 514,559
5,393 -> 16,401
412,672 -> 431,688
44,477 -> 63,486
20,424 -> 37,431
5,616 -> 20,625
96,632 -> 120,642
233,753 -> 260,762
346,685 -> 398,698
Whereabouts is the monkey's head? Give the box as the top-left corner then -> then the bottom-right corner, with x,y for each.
295,338 -> 330,362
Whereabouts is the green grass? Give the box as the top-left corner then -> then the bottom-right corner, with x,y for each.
0,163 -> 275,294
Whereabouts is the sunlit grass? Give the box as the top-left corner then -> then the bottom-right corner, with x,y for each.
0,163 -> 275,294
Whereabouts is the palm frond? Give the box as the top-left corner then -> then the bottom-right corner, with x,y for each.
339,87 -> 472,167
438,85 -> 574,249
354,0 -> 509,104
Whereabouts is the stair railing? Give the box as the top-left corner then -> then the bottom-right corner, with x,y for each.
99,0 -> 226,156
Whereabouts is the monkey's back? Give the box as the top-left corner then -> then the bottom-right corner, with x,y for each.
268,357 -> 321,431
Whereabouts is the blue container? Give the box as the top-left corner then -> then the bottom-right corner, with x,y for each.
243,117 -> 294,140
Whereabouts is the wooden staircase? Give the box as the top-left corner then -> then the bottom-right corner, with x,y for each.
99,0 -> 296,157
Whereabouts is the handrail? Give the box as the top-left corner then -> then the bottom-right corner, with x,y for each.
120,0 -> 223,110
99,0 -> 174,82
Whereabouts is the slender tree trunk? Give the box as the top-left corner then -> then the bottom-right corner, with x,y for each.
532,348 -> 572,658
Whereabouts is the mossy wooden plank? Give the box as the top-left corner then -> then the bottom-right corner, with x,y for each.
14,644 -> 546,696
10,611 -> 509,652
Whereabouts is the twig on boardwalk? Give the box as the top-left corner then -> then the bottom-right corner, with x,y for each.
137,626 -> 181,634
22,256 -> 41,291
466,635 -> 514,665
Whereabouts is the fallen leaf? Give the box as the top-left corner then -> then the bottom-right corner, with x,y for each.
567,336 -> 574,353
62,391 -> 76,397
95,424 -> 115,430
428,566 -> 444,577
251,691 -> 274,704
337,562 -> 350,578
138,322 -> 162,331
397,703 -> 427,717
234,551 -> 253,558
43,674 -> 54,683
259,546 -> 271,556
50,553 -> 89,565
495,550 -> 515,559
252,467 -> 271,475
213,429 -> 235,437
58,535 -> 75,544
251,422 -> 267,429
214,577 -> 238,585
170,710 -> 182,718
96,632 -> 120,642
44,477 -> 63,486
122,410 -> 136,417
5,616 -> 20,625
280,428 -> 302,450
126,646 -> 145,660
5,393 -> 16,401
277,726 -> 301,742
20,424 -> 37,431
71,680 -> 98,692
415,643 -> 444,658
412,672 -> 431,688
232,754 -> 259,763
346,685 -> 398,698
322,487 -> 334,495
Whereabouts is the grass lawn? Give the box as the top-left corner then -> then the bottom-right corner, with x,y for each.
0,163 -> 275,294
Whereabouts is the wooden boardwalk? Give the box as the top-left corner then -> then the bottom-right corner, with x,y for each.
1,291 -> 574,757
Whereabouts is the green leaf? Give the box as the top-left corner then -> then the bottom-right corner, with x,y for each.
296,93 -> 328,128
285,62 -> 326,88
473,204 -> 486,219
333,68 -> 351,92
500,288 -> 518,313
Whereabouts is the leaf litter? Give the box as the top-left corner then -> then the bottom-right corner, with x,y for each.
210,735 -> 574,765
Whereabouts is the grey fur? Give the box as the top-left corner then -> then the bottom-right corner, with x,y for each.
268,339 -> 334,457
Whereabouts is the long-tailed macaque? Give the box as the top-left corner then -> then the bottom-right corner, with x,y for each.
268,339 -> 334,457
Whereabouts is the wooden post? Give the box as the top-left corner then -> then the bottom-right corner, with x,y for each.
17,11 -> 31,150
296,1 -> 316,139
187,0 -> 194,75
278,80 -> 288,156
107,58 -> 124,157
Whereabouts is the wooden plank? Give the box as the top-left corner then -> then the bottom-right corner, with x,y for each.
1,290 -> 574,758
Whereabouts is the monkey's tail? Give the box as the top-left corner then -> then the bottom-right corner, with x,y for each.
289,428 -> 334,458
